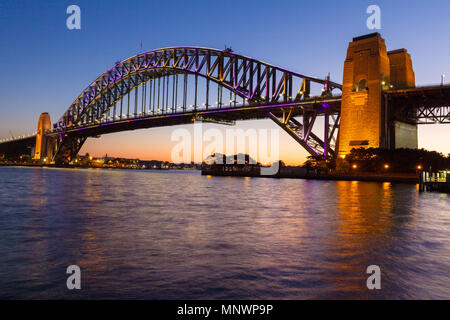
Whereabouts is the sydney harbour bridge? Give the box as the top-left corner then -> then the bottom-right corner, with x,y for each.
1,33 -> 449,165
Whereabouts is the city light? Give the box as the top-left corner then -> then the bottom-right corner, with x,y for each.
384,164 -> 390,169
417,165 -> 423,170
352,164 -> 357,169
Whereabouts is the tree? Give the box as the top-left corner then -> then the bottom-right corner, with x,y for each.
303,155 -> 335,170
342,148 -> 449,173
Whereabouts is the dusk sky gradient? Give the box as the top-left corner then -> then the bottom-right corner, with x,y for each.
0,0 -> 449,164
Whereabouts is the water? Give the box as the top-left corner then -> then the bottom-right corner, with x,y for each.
0,166 -> 449,299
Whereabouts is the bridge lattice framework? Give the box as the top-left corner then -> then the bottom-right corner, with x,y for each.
51,47 -> 342,163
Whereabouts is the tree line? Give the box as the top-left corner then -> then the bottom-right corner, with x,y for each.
304,148 -> 450,173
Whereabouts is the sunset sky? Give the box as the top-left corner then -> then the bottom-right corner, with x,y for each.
0,0 -> 449,165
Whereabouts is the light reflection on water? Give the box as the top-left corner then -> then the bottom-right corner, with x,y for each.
0,167 -> 449,299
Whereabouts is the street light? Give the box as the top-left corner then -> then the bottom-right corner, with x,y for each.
442,74 -> 446,86
384,164 -> 390,169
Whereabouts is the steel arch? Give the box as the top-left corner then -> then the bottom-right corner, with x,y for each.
55,47 -> 341,129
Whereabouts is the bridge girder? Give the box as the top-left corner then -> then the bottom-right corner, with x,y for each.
53,135 -> 86,165
385,85 -> 450,124
269,107 -> 340,158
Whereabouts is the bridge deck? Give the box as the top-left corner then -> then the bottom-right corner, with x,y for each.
385,85 -> 450,124
48,97 -> 342,138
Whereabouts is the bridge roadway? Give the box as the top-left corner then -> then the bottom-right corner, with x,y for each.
48,96 -> 342,138
385,85 -> 450,124
43,83 -> 449,140
0,136 -> 36,159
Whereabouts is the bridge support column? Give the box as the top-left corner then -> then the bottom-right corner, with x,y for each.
34,113 -> 53,161
337,33 -> 417,164
385,49 -> 417,149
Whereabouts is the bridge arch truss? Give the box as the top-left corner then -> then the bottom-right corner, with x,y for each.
56,47 -> 341,129
50,47 -> 342,163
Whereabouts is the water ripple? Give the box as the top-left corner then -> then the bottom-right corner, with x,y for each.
0,167 -> 449,299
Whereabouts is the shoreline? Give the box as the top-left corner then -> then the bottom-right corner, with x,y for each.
0,163 -> 197,172
201,170 -> 418,184
0,163 -> 418,183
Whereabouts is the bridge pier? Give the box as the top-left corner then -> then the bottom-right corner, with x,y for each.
34,113 -> 55,162
337,33 -> 417,164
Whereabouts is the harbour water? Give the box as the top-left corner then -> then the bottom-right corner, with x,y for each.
0,166 -> 449,299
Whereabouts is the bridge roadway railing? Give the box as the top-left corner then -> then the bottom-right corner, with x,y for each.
48,95 -> 342,135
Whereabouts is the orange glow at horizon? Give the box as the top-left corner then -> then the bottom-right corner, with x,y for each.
79,120 -> 450,166
79,120 -> 311,166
